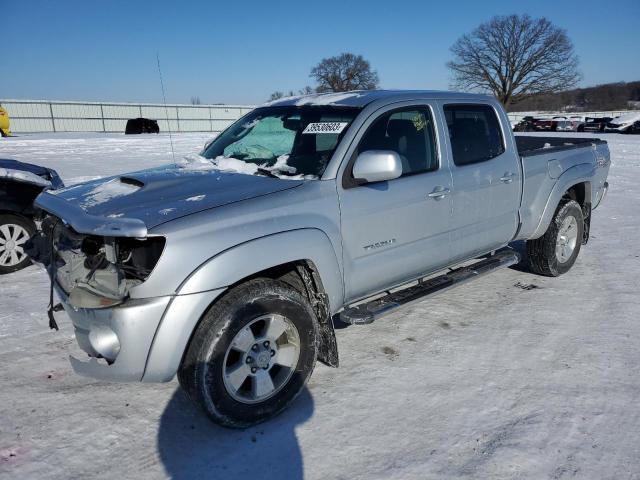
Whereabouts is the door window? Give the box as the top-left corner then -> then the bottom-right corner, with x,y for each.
443,104 -> 505,166
356,107 -> 438,177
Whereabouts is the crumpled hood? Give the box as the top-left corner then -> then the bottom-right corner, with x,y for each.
40,164 -> 304,233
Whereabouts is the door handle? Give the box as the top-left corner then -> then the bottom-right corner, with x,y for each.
500,172 -> 516,184
428,187 -> 450,200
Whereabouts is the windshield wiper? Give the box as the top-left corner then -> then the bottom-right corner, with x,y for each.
255,167 -> 279,179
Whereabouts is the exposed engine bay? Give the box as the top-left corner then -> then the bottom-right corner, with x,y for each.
29,216 -> 165,310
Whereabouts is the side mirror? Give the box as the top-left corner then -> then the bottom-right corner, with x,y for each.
352,150 -> 402,184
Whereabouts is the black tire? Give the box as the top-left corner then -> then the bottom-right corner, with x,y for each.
178,278 -> 318,428
0,214 -> 36,274
526,199 -> 584,277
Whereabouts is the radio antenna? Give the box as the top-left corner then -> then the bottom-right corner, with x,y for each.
156,53 -> 176,163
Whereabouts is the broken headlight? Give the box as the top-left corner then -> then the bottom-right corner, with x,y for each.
50,222 -> 165,309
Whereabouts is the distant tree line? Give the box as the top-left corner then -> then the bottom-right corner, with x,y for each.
507,81 -> 640,112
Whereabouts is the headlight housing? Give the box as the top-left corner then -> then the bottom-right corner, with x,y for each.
41,218 -> 165,309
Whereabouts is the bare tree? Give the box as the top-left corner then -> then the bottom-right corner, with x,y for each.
447,15 -> 581,106
268,91 -> 286,102
267,86 -> 316,102
310,53 -> 379,92
190,96 -> 202,105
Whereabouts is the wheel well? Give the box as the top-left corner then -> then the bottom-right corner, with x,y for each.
562,182 -> 591,244
0,209 -> 24,217
235,260 -> 321,297
0,210 -> 35,224
226,260 -> 339,367
563,183 -> 586,207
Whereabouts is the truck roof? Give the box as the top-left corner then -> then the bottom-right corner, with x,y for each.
263,90 -> 494,108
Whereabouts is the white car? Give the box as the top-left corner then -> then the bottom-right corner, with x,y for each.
605,112 -> 640,133
556,116 -> 586,132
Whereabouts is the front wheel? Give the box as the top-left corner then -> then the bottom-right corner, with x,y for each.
178,278 -> 318,428
0,214 -> 36,274
526,199 -> 584,277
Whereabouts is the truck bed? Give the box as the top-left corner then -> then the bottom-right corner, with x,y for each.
515,135 -> 606,157
513,134 -> 609,242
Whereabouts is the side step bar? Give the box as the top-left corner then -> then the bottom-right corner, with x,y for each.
339,249 -> 520,325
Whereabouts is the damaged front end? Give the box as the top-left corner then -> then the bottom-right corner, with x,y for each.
31,216 -> 164,310
52,221 -> 162,308
28,215 -> 165,365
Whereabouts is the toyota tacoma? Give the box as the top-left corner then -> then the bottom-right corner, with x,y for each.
30,90 -> 610,427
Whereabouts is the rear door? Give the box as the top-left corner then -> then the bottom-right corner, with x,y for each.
441,103 -> 521,262
337,102 -> 453,302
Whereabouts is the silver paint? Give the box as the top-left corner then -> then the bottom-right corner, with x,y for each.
34,90 -> 610,383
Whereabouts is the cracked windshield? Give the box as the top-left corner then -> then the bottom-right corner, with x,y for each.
201,106 -> 361,179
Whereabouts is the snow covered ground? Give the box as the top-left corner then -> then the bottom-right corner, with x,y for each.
0,132 -> 639,479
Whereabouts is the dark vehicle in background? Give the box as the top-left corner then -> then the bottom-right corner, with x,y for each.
125,118 -> 160,134
583,117 -> 612,133
0,159 -> 64,273
512,116 -> 538,132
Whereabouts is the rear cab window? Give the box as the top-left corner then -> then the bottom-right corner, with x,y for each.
443,104 -> 505,166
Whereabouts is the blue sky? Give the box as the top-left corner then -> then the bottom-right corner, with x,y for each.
3,0 -> 639,104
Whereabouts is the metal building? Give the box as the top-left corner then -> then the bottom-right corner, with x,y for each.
0,99 -> 255,134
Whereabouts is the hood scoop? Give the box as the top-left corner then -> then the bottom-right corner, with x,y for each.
39,168 -> 305,235
118,176 -> 145,188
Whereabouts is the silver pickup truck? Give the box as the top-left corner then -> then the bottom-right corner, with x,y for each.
31,90 -> 610,427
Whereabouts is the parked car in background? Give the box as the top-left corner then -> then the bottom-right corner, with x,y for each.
583,117 -> 612,133
512,116 -> 538,132
556,116 -> 586,132
0,159 -> 64,273
30,90 -> 610,428
125,118 -> 160,134
605,112 -> 640,133
534,116 -> 567,132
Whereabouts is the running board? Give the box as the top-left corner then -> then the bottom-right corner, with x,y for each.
339,250 -> 520,325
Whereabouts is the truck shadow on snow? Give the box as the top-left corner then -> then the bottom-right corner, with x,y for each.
157,387 -> 313,479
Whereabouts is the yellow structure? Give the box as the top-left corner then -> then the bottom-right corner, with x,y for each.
0,105 -> 11,136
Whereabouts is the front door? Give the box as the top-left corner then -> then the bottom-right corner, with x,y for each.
338,104 -> 453,303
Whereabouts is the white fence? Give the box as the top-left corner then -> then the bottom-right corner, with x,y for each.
1,99 -> 634,133
0,99 -> 255,134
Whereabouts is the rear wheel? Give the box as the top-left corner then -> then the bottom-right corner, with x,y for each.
0,214 -> 35,274
178,278 -> 318,428
526,199 -> 584,277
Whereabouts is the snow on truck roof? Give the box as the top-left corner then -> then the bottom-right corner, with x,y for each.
263,90 -> 493,108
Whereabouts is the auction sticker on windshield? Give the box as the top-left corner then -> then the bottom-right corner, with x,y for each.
302,122 -> 349,134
